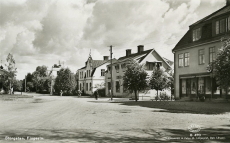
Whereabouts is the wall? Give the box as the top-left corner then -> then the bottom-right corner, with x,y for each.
105,50 -> 172,97
174,41 -> 222,99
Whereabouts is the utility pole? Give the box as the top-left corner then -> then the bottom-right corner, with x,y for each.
109,45 -> 113,100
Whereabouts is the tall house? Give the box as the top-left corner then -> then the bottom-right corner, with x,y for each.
105,45 -> 173,97
172,1 -> 230,100
77,55 -> 110,95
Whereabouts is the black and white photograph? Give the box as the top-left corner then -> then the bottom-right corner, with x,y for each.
0,0 -> 230,142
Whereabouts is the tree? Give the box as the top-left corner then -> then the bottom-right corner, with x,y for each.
32,65 -> 48,92
149,68 -> 170,100
54,68 -> 76,96
123,60 -> 148,102
13,79 -> 22,92
5,53 -> 17,94
213,38 -> 230,91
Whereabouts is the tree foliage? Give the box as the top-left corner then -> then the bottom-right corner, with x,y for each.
54,68 -> 76,96
213,38 -> 230,90
13,79 -> 22,91
32,65 -> 48,92
4,53 -> 17,94
149,68 -> 170,98
123,60 -> 148,101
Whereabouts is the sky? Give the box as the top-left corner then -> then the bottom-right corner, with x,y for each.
0,0 -> 226,80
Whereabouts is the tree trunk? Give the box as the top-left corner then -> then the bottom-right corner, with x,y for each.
135,90 -> 138,102
157,90 -> 158,101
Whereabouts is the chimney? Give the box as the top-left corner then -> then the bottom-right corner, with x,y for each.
126,49 -> 131,56
227,0 -> 230,5
137,45 -> 144,53
103,56 -> 109,61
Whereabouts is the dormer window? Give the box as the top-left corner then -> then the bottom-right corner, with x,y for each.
220,19 -> 226,33
193,28 -> 201,41
216,16 -> 230,35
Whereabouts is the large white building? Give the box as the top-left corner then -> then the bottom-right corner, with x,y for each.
105,45 -> 173,98
77,55 -> 112,95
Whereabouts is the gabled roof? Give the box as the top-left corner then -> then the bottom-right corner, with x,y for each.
118,49 -> 153,62
78,66 -> 86,70
173,5 -> 230,52
191,5 -> 230,27
91,60 -> 108,68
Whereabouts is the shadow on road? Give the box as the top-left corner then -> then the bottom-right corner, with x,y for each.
1,127 -> 229,143
0,129 -> 167,143
112,101 -> 230,115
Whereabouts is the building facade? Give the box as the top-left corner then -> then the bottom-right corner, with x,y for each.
105,45 -> 173,98
77,55 -> 110,95
172,1 -> 230,99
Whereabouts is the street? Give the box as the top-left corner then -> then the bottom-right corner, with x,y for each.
0,93 -> 229,142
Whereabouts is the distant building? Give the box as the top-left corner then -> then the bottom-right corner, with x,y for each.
172,1 -> 230,100
77,55 -> 111,95
105,45 -> 173,98
48,61 -> 64,95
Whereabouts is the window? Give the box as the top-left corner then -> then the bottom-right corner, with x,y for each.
90,83 -> 92,91
199,49 -> 205,64
101,69 -> 105,76
193,28 -> 201,41
115,65 -> 119,73
182,79 -> 186,94
79,83 -> 81,90
220,19 -> 226,34
156,62 -> 162,68
147,62 -> 154,70
108,82 -> 111,90
108,67 -> 111,73
216,21 -> 219,34
116,81 -> 120,93
184,53 -> 189,67
86,83 -> 88,91
121,64 -> 126,71
228,16 -> 230,31
209,47 -> 216,63
216,17 -> 230,34
178,54 -> 184,67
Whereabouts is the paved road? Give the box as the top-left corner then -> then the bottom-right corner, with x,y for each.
0,93 -> 229,142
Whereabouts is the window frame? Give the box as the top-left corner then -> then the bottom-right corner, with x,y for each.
116,81 -> 120,93
193,28 -> 201,41
184,52 -> 190,67
115,65 -> 119,73
198,49 -> 205,65
220,19 -> 226,34
101,69 -> 105,76
209,47 -> 216,63
228,16 -> 230,31
178,53 -> 184,67
216,20 -> 220,35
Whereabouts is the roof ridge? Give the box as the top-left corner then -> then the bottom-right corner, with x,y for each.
118,49 -> 153,61
190,5 -> 229,26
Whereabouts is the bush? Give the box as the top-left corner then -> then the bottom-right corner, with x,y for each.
158,91 -> 171,101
